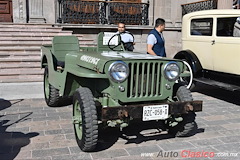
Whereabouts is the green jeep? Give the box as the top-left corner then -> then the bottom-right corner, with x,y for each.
41,32 -> 203,152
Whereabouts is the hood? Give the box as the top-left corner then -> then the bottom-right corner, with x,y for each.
69,50 -> 175,73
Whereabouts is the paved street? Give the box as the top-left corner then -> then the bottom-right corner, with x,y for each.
1,84 -> 240,160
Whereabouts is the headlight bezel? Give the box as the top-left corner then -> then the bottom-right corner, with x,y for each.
163,61 -> 181,81
108,61 -> 129,83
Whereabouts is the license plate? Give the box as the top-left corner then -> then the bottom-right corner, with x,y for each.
142,104 -> 169,121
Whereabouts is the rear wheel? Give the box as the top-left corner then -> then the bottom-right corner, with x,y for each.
73,87 -> 98,152
167,86 -> 197,137
44,67 -> 60,107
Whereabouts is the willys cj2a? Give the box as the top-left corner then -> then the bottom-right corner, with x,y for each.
41,32 -> 203,152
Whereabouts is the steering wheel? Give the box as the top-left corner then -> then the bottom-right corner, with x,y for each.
108,34 -> 123,51
108,32 -> 135,51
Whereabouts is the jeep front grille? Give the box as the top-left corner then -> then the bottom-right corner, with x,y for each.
127,62 -> 163,98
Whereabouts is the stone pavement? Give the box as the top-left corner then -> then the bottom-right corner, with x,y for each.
0,82 -> 44,100
0,84 -> 240,160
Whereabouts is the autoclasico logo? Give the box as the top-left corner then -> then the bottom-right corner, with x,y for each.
156,150 -> 215,158
141,150 -> 239,158
180,150 -> 215,158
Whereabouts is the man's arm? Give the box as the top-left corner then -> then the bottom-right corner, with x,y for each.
147,34 -> 157,56
147,44 -> 157,56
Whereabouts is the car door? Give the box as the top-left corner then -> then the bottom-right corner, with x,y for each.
182,17 -> 214,70
213,16 -> 240,75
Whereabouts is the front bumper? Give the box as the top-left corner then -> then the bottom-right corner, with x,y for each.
101,101 -> 202,121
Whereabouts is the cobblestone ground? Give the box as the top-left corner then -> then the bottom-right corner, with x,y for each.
1,84 -> 240,160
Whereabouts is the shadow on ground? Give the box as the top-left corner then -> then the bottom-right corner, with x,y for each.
96,120 -> 204,151
0,99 -> 39,160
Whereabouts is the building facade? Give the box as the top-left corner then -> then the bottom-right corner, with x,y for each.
0,0 -> 233,57
0,0 -> 231,24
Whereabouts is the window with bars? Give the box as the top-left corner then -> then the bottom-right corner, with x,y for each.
58,0 -> 149,25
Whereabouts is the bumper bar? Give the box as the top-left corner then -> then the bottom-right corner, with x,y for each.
102,101 -> 202,121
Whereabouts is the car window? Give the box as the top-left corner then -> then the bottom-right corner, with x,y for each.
190,18 -> 213,36
217,17 -> 239,37
233,17 -> 240,37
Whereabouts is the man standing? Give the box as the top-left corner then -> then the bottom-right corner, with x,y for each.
147,18 -> 166,57
117,22 -> 134,51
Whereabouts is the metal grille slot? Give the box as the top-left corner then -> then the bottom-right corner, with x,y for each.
127,62 -> 162,98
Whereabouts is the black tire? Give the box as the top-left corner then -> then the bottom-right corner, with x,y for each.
167,86 -> 197,137
43,67 -> 60,107
73,87 -> 98,152
189,82 -> 196,91
176,85 -> 193,102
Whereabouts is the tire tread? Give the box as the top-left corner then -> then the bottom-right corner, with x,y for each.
73,87 -> 98,151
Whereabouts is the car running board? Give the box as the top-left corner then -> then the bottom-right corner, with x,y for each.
194,77 -> 240,91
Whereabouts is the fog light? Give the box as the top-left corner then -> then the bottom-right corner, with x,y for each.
119,85 -> 125,92
165,84 -> 171,90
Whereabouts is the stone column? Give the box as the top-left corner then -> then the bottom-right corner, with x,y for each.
28,0 -> 46,23
43,0 -> 56,23
12,0 -> 27,23
217,0 -> 232,9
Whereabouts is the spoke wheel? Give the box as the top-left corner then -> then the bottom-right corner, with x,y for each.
73,87 -> 98,152
180,61 -> 195,90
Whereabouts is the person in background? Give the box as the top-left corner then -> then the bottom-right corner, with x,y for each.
233,17 -> 240,37
147,18 -> 166,57
233,0 -> 240,9
117,22 -> 134,51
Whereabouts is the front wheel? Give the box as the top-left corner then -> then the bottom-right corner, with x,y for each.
73,87 -> 98,152
166,86 -> 197,137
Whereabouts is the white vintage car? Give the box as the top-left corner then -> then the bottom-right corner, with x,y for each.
174,9 -> 240,91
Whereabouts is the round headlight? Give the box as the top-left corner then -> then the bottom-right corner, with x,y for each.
109,61 -> 129,83
164,62 -> 180,81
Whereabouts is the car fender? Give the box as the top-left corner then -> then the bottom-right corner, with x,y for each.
174,50 -> 203,77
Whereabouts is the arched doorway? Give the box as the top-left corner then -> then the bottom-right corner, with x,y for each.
0,0 -> 13,22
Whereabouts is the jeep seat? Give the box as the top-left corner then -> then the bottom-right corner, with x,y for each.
52,36 -> 79,68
